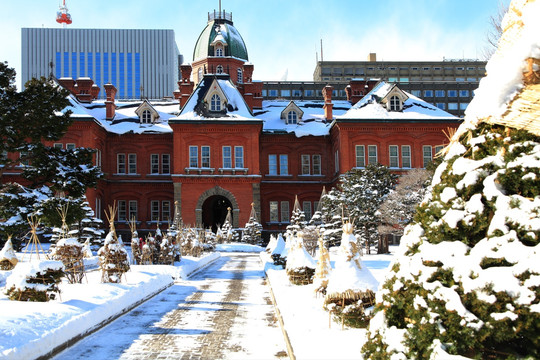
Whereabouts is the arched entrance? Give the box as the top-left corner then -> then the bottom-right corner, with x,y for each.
202,195 -> 233,232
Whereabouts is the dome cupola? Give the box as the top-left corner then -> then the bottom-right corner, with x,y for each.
193,10 -> 249,62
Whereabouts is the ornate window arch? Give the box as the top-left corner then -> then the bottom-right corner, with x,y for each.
215,44 -> 224,57
210,94 -> 222,112
216,65 -> 224,74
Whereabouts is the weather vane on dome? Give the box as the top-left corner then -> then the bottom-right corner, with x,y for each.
56,0 -> 72,28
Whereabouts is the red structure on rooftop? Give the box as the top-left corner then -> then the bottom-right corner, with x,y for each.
56,0 -> 72,26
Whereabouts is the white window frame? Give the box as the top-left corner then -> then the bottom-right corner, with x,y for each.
389,145 -> 399,168
401,145 -> 411,168
162,201 -> 171,222
66,143 -> 76,150
280,201 -> 290,223
210,94 -> 221,111
423,145 -> 433,168
118,200 -> 127,221
269,201 -> 279,222
162,154 -> 170,174
269,154 -> 277,175
287,111 -> 297,124
117,153 -> 126,174
151,154 -> 159,174
303,201 -> 312,221
215,44 -> 224,57
151,200 -> 160,221
368,145 -> 378,164
389,96 -> 401,111
279,154 -> 288,175
128,153 -> 137,174
234,146 -> 244,168
301,154 -> 310,175
141,109 -> 152,124
189,146 -> 198,168
128,200 -> 138,221
237,68 -> 243,83
222,146 -> 232,168
355,145 -> 365,168
312,154 -> 321,175
201,146 -> 211,168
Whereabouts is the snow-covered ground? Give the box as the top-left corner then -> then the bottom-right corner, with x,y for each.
0,243 -> 394,360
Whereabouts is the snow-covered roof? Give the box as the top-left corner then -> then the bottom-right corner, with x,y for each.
256,99 -> 352,137
65,96 -> 179,135
339,81 -> 458,121
171,74 -> 256,122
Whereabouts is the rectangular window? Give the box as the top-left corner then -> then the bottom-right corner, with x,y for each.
301,154 -> 310,175
118,200 -> 127,221
66,143 -> 76,150
103,52 -> 109,84
111,53 -> 117,90
402,145 -> 411,168
411,90 -> 422,97
355,145 -> 365,167
313,201 -> 319,213
63,52 -> 69,77
436,103 -> 445,110
389,145 -> 399,168
80,52 -> 85,77
435,145 -> 444,157
151,200 -> 160,221
459,90 -> 470,97
280,201 -> 290,223
117,154 -> 126,174
368,145 -> 378,164
305,90 -> 313,97
435,90 -> 445,97
87,52 -> 93,80
424,90 -> 433,97
447,90 -> 457,97
95,149 -> 102,168
128,200 -> 137,221
95,53 -> 101,91
119,53 -> 125,98
162,201 -> 171,222
281,90 -> 291,97
127,53 -> 133,98
201,146 -> 210,168
269,154 -> 277,175
189,146 -> 198,168
71,52 -> 77,78
234,146 -> 244,168
268,89 -> 278,97
270,201 -> 279,222
303,201 -> 312,221
54,143 -> 63,149
312,154 -> 321,175
279,154 -> 288,175
335,150 -> 339,173
292,89 -> 302,97
448,103 -> 458,110
128,154 -> 137,174
223,146 -> 232,168
19,151 -> 29,166
135,53 -> 141,99
423,145 -> 433,168
151,154 -> 159,174
55,52 -> 61,79
459,102 -> 469,110
162,154 -> 170,174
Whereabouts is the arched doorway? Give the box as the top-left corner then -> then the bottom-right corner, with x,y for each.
202,195 -> 232,232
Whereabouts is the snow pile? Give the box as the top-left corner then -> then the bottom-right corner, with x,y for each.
0,238 -> 18,270
363,2 -> 540,358
5,260 -> 64,301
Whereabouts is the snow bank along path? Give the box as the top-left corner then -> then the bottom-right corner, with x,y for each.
0,252 -> 220,360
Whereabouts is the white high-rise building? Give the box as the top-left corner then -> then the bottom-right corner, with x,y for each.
21,28 -> 182,100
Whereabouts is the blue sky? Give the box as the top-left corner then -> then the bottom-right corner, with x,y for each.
1,0 -> 509,88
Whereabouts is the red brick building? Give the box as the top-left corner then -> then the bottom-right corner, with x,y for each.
5,10 -> 460,237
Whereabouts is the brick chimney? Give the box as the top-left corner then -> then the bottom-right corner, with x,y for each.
179,64 -> 194,108
57,77 -> 76,93
91,84 -> 100,100
104,83 -> 117,120
346,79 -> 379,105
243,63 -> 254,83
75,78 -> 93,103
322,85 -> 334,121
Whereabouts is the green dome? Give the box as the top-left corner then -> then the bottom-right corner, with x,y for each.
193,16 -> 249,62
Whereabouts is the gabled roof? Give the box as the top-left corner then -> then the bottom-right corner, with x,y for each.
339,81 -> 458,122
171,74 -> 256,122
134,99 -> 160,121
281,101 -> 305,121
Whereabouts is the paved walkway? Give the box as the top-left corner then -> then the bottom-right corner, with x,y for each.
53,253 -> 288,360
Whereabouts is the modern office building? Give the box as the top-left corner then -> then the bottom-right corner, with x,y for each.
21,28 -> 182,100
307,54 -> 487,117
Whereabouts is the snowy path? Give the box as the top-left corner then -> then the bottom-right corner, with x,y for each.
52,253 -> 287,360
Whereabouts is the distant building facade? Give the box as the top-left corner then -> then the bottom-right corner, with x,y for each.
21,28 -> 182,100
309,54 -> 487,117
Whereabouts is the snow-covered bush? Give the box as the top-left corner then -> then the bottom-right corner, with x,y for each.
98,231 -> 130,283
5,260 -> 64,301
0,237 -> 18,270
52,237 -> 84,284
286,232 -> 316,285
271,233 -> 287,267
324,223 -> 378,328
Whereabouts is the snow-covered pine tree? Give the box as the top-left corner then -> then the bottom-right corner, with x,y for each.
287,195 -> 307,236
363,2 -> 540,358
0,236 -> 18,270
221,207 -> 234,243
286,232 -> 316,285
242,203 -> 262,245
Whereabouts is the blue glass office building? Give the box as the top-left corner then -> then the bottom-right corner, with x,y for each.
22,28 -> 181,100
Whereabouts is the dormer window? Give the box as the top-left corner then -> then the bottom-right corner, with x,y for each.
216,65 -> 224,74
142,110 -> 152,124
215,44 -> 224,57
389,96 -> 401,111
287,111 -> 298,124
210,94 -> 222,111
